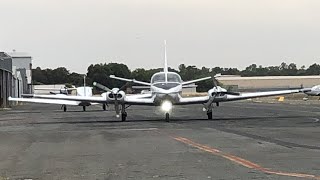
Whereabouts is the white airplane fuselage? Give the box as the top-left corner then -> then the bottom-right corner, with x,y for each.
149,72 -> 183,105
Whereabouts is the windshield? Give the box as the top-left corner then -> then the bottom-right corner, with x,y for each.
151,72 -> 181,84
151,73 -> 166,83
167,73 -> 181,82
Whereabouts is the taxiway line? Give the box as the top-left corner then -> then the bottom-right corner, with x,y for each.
173,136 -> 320,180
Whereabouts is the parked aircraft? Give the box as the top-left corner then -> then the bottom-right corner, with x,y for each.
9,42 -> 309,121
301,85 -> 320,100
10,76 -> 108,111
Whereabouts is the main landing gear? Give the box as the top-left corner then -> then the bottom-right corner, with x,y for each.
62,105 -> 67,112
207,111 -> 213,120
206,105 -> 213,120
121,104 -> 127,121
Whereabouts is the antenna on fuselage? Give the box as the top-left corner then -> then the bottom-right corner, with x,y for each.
164,40 -> 168,83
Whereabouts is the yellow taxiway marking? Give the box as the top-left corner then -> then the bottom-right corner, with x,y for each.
173,136 -> 320,180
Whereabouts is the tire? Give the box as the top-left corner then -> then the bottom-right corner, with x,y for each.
63,105 -> 67,112
83,106 -> 86,111
165,113 -> 170,122
121,112 -> 127,121
207,111 -> 213,120
103,104 -> 106,111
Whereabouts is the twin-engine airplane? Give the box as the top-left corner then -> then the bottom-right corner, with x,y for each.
9,41 -> 306,121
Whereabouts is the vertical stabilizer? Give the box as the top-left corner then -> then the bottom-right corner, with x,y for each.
164,40 -> 168,82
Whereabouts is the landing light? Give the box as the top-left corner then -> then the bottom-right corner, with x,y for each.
161,101 -> 172,112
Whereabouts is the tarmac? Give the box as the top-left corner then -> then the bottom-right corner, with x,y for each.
0,101 -> 319,180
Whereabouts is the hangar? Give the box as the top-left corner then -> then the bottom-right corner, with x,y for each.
0,52 -> 13,108
217,75 -> 320,91
0,51 -> 33,108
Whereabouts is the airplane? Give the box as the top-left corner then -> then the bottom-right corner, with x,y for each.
9,86 -> 108,112
10,76 -> 108,112
301,85 -> 320,100
9,42 -> 308,121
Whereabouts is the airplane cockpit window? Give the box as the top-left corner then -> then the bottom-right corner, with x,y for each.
151,73 -> 166,83
167,73 -> 181,83
151,72 -> 182,83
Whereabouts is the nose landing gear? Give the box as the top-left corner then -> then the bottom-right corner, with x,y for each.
165,112 -> 170,122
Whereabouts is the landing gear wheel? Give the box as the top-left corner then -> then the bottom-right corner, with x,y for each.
207,111 -> 212,120
165,113 -> 170,122
121,112 -> 127,122
63,105 -> 67,112
83,106 -> 86,111
103,104 -> 106,111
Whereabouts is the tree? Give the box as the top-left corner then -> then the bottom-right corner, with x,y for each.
32,67 -> 47,84
306,63 -> 320,75
86,62 -> 131,88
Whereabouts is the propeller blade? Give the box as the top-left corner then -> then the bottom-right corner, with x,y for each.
114,95 -> 120,117
93,82 -> 112,92
203,94 -> 216,111
119,82 -> 131,91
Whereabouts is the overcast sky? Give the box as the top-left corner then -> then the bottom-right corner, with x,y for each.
1,0 -> 320,73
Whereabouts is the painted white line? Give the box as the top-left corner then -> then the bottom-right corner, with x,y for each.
224,104 -> 320,114
118,128 -> 158,131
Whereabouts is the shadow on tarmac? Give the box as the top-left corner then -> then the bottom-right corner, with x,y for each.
30,115 -> 318,125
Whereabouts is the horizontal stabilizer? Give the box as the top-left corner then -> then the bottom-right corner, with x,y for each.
110,75 -> 151,86
182,76 -> 212,85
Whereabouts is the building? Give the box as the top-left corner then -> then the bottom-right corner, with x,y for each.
8,51 -> 33,95
0,52 -> 13,108
217,75 -> 320,91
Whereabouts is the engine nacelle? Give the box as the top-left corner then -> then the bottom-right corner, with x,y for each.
106,91 -> 125,101
208,86 -> 228,97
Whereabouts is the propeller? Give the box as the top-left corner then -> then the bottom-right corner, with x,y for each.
203,74 -> 241,111
93,82 -> 130,118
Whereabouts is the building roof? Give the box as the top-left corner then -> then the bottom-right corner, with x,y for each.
217,75 -> 320,80
0,52 -> 11,59
8,52 -> 31,58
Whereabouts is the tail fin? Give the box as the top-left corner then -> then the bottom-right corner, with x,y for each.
164,40 -> 168,73
164,40 -> 168,83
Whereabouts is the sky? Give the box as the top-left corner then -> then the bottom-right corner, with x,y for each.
1,0 -> 320,73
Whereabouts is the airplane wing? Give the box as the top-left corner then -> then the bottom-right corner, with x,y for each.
124,95 -> 155,105
109,75 -> 151,86
181,76 -> 211,85
177,89 -> 302,105
25,94 -> 107,103
9,97 -> 80,106
20,93 -> 154,105
177,95 -> 210,105
223,89 -> 301,102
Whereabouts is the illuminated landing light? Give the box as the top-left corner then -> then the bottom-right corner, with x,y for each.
161,101 -> 172,112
